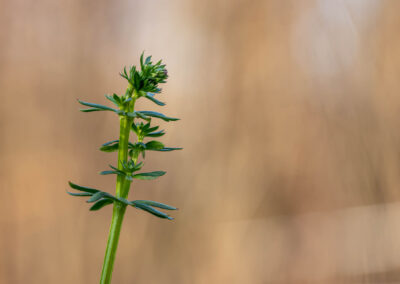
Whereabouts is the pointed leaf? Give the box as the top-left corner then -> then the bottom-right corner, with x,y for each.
158,147 -> 183,152
135,111 -> 150,120
80,108 -> 106,112
133,162 -> 144,172
142,122 -> 151,132
133,171 -> 166,180
146,126 -> 160,133
100,140 -> 119,152
113,93 -> 121,103
145,55 -> 152,65
87,191 -> 107,203
131,123 -> 139,134
99,170 -> 119,175
100,165 -> 128,177
133,203 -> 173,220
146,130 -> 165,138
68,181 -> 99,194
145,141 -> 165,151
120,66 -> 129,80
108,165 -> 120,171
144,93 -> 166,106
136,111 -> 179,122
102,140 -> 119,146
105,94 -> 120,108
133,200 -> 177,210
78,100 -> 118,113
66,191 -> 92,197
90,199 -> 114,211
140,52 -> 144,68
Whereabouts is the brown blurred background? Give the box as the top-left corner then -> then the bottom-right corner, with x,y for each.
1,0 -> 400,283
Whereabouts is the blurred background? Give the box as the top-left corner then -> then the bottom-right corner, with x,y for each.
1,0 -> 400,283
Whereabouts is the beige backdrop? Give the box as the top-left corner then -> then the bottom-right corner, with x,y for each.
1,0 -> 400,283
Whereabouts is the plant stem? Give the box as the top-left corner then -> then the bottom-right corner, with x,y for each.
116,115 -> 134,198
100,203 -> 126,284
100,91 -> 136,284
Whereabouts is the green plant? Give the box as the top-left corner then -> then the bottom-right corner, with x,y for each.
67,53 -> 181,284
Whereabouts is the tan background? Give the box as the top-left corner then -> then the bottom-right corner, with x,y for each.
1,0 -> 400,283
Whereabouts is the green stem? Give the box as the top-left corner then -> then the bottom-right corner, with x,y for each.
116,115 -> 134,198
100,90 -> 136,284
99,203 -> 126,284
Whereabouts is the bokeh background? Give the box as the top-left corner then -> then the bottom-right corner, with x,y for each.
1,0 -> 400,283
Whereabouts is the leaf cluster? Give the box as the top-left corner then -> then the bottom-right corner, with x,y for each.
120,53 -> 168,95
78,100 -> 179,122
68,182 -> 176,219
99,161 -> 165,182
69,53 -> 181,220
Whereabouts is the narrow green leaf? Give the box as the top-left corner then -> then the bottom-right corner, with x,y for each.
97,193 -> 121,204
133,71 -> 141,90
135,111 -> 150,120
131,123 -> 139,134
68,181 -> 99,194
100,144 -> 119,152
102,140 -> 119,146
99,170 -> 118,175
145,141 -> 165,151
133,162 -> 143,172
87,192 -> 106,203
105,94 -> 120,108
90,199 -> 114,211
146,125 -> 159,133
101,165 -> 127,177
133,203 -> 173,220
100,140 -> 119,152
142,122 -> 151,131
120,66 -> 129,80
113,93 -> 121,103
136,111 -> 179,122
140,52 -> 145,68
158,147 -> 183,152
146,130 -> 165,137
133,171 -> 166,180
144,93 -> 166,106
133,200 -> 177,210
66,191 -> 92,197
145,55 -> 152,65
80,108 -> 106,112
109,165 -> 121,171
133,161 -> 143,168
78,100 -> 118,113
